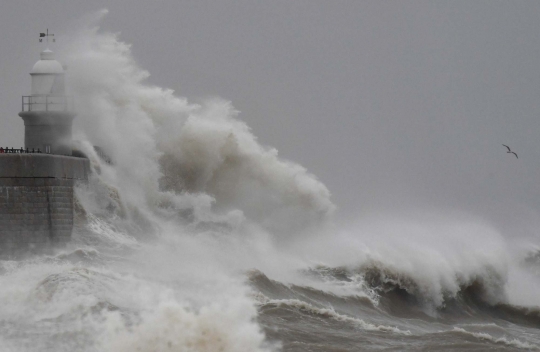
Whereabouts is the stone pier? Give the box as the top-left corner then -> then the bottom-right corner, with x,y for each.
0,154 -> 89,255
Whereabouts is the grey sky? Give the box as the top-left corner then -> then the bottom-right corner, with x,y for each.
2,1 -> 540,235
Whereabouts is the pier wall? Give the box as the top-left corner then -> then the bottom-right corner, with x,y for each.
0,154 -> 89,254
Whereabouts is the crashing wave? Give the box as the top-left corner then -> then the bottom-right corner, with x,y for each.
256,294 -> 410,335
449,327 -> 539,350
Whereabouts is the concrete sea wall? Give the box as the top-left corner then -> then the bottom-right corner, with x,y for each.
0,178 -> 74,252
0,154 -> 89,255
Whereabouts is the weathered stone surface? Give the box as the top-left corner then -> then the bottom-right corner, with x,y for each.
0,155 -> 89,255
0,154 -> 89,180
0,178 -> 74,250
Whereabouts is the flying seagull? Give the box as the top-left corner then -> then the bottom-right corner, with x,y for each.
503,144 -> 518,159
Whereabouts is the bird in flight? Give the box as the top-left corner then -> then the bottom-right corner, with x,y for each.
503,144 -> 518,159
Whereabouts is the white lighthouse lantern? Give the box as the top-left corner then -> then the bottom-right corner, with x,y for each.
19,49 -> 75,155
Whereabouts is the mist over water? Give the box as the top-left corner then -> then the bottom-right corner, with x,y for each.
1,10 -> 540,351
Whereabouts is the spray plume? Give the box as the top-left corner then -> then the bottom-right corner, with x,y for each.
59,9 -> 334,238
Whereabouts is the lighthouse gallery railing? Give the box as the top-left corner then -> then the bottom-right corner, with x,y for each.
21,95 -> 74,112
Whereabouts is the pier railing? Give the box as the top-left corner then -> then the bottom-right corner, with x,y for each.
0,147 -> 42,154
21,95 -> 73,112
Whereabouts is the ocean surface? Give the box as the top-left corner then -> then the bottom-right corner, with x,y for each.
1,209 -> 540,352
1,11 -> 540,351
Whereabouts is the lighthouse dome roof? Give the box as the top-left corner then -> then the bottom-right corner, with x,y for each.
31,49 -> 64,74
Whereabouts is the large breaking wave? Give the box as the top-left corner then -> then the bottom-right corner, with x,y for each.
61,9 -> 334,238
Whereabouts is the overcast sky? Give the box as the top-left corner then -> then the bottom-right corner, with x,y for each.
2,1 -> 540,235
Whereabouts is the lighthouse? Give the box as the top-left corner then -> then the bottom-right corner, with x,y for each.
18,49 -> 74,155
0,43 -> 89,256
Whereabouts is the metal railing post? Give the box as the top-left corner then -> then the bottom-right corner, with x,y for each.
20,95 -> 73,112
